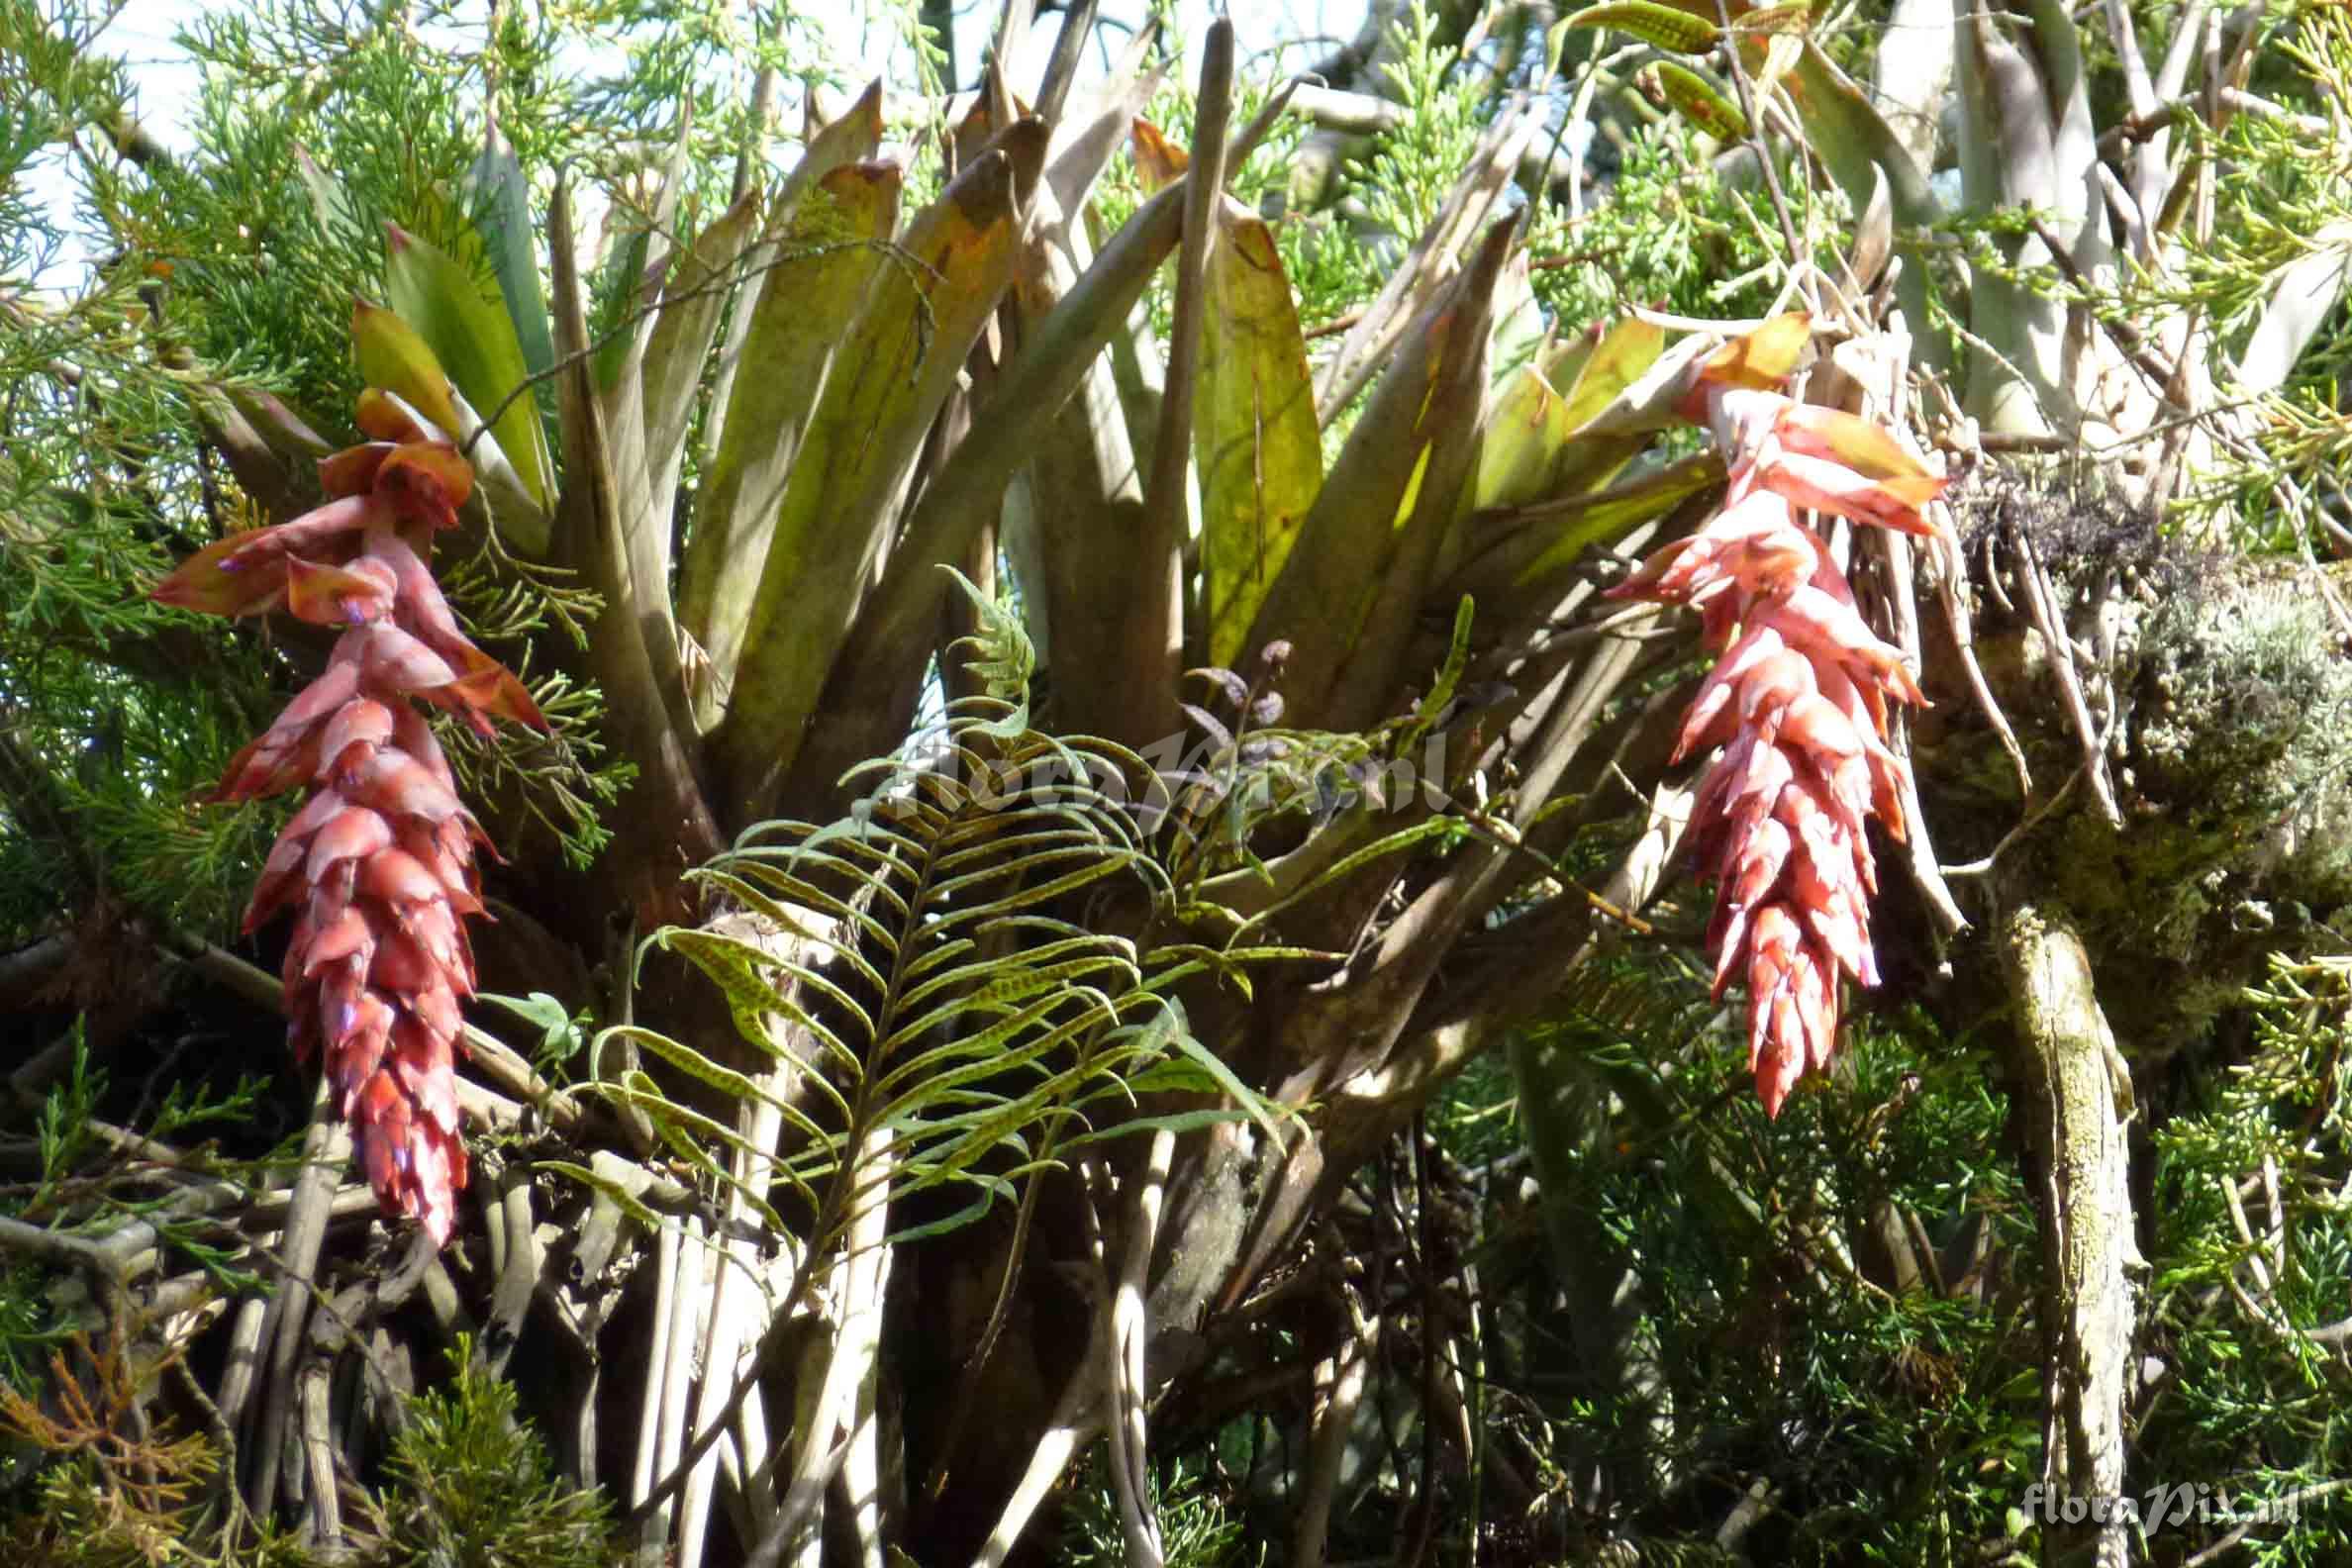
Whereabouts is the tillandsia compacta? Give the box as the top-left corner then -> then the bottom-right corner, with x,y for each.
152,302 -> 548,1244
1610,317 -> 1947,1114
148,302 -> 1950,1242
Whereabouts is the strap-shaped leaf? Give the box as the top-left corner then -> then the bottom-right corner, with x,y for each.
1168,1026 -> 1287,1145
773,176 -> 1190,800
1506,449 -> 1725,591
931,826 -> 1125,879
679,163 -> 902,702
935,803 -> 1119,854
926,849 -> 1143,932
730,829 -> 927,900
883,954 -> 1142,1054
639,185 -> 765,498
1394,596 -> 1478,757
608,1026 -> 832,1213
1229,817 -> 1463,939
1473,363 -> 1581,513
1062,1108 -> 1250,1148
874,990 -> 1094,1099
1196,193 -> 1323,668
1246,218 -> 1517,728
693,862 -> 904,965
537,1159 -> 665,1233
351,298 -> 464,441
925,841 -> 1135,905
894,934 -> 1136,1018
384,222 -> 556,515
1700,311 -> 1814,389
714,123 -> 1047,814
464,139 -> 556,385
880,1182 -> 1016,1246
881,992 -> 1122,1110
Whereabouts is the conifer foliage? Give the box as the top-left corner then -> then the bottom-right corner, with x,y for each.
1609,326 -> 1946,1114
151,311 -> 548,1243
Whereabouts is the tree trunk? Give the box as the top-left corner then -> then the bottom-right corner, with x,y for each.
1998,894 -> 2141,1568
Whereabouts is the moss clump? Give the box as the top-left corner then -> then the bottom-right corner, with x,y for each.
1921,468 -> 2352,1051
2060,560 -> 2352,1045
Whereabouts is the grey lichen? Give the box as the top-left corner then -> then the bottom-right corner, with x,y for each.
1921,467 -> 2352,1051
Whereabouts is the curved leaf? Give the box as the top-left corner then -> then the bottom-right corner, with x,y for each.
1197,194 -> 1323,668
1655,62 -> 1749,141
1567,0 -> 1720,51
384,222 -> 556,513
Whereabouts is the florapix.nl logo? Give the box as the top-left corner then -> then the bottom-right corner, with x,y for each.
2020,1480 -> 2311,1536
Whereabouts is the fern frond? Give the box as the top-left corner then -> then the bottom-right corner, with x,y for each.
579,682 -> 1281,1294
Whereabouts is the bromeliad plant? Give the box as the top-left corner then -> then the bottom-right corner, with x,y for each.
151,313 -> 547,1243
82,5 -> 1969,1558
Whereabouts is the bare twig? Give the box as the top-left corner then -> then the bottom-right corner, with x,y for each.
241,1079 -> 349,1521
2009,523 -> 2124,828
1086,1158 -> 1164,1568
2180,1479 -> 2352,1567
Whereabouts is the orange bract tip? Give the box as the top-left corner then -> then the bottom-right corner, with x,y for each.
319,441 -> 397,498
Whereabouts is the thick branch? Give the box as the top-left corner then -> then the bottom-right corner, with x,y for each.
1998,895 -> 2139,1568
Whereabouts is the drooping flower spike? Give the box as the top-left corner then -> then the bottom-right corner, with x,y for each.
1611,319 -> 1946,1116
156,329 -> 548,1243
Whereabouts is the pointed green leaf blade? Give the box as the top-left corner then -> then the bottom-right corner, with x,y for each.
1196,194 -> 1323,669
384,221 -> 556,513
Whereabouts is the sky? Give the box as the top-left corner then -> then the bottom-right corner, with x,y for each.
22,0 -> 1373,289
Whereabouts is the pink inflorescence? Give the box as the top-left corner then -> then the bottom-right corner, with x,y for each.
156,378 -> 548,1243
1609,351 -> 1947,1116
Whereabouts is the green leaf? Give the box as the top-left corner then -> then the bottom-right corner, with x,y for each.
590,222 -> 651,392
712,124 -> 1046,812
384,221 -> 557,516
1196,194 -> 1323,669
654,929 -> 861,1069
463,140 -> 557,383
351,296 -> 465,440
884,953 -> 1141,1054
1061,1108 -> 1249,1147
1513,450 -> 1724,586
638,185 -> 765,503
537,1160 -> 665,1234
786,179 -> 1188,793
1700,310 -> 1814,389
1169,1026 -> 1287,1146
293,145 -> 359,239
1558,318 -> 1668,434
894,934 -> 1133,1017
882,1183 -> 1012,1244
1654,62 -> 1749,141
1565,0 -> 1719,51
879,991 -> 1116,1104
1244,219 -> 1516,723
1231,818 -> 1462,938
941,563 -> 1036,719
1473,364 -> 1579,513
217,383 -> 332,463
